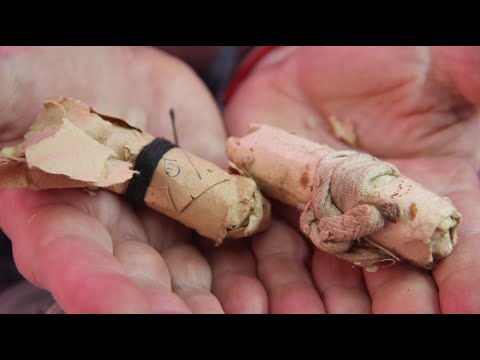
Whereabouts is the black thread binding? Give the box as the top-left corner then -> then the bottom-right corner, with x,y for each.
125,137 -> 178,206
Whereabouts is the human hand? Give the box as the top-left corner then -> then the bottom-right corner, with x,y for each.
0,46 -> 237,313
2,46 -> 478,314
223,46 -> 480,313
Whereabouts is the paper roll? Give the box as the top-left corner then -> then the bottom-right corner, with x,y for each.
0,99 -> 271,244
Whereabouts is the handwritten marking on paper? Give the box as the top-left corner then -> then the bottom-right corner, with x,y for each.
164,158 -> 181,178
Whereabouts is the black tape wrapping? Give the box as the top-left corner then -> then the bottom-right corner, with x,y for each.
125,137 -> 178,206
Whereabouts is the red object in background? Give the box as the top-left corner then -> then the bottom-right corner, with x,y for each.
223,46 -> 279,104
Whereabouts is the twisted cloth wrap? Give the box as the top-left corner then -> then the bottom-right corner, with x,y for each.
227,124 -> 461,270
300,151 -> 400,267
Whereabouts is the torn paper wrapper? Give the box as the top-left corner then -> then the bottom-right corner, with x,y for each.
227,124 -> 462,270
0,98 -> 271,244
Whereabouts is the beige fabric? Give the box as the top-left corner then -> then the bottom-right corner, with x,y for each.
300,151 -> 400,266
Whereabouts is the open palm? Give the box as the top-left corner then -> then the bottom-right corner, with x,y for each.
224,46 -> 480,313
0,46 -> 238,313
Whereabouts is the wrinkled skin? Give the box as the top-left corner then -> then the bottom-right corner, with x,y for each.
0,46 -> 479,313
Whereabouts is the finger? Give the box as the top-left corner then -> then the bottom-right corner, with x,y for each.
0,188 -> 195,314
363,264 -> 440,314
271,181 -> 372,314
433,189 -> 480,313
162,244 -> 224,314
312,251 -> 372,314
34,188 -> 193,313
103,204 -> 192,313
0,189 -> 150,314
139,208 -> 224,314
252,219 -> 325,314
204,239 -> 269,314
113,240 -> 191,314
55,191 -> 195,314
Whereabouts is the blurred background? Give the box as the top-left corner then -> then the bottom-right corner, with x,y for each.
0,46 -> 254,313
160,46 -> 252,101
